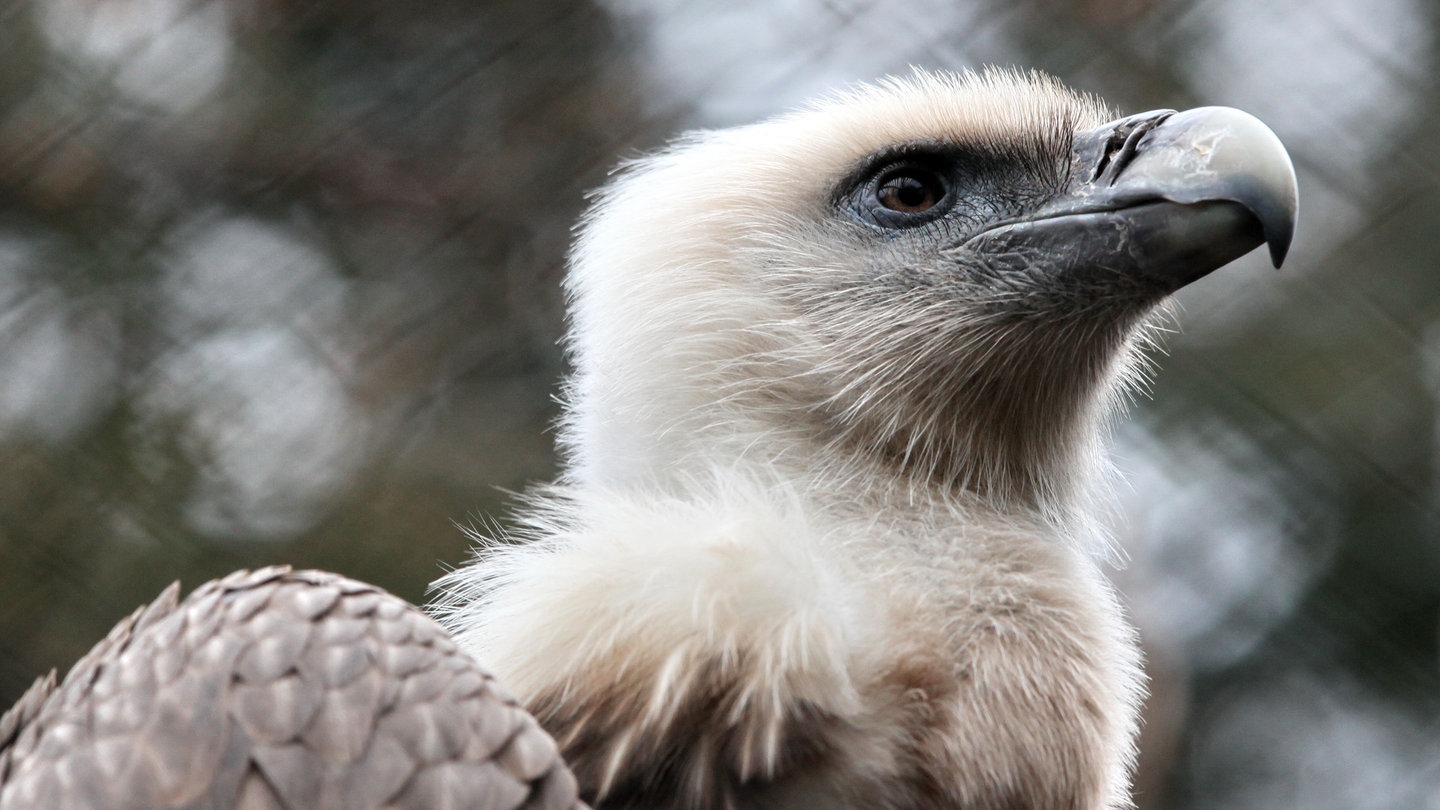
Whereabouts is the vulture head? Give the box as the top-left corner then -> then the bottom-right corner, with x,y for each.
437,69 -> 1297,809
562,69 -> 1295,526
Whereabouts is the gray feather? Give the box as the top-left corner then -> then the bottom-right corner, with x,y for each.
0,568 -> 585,810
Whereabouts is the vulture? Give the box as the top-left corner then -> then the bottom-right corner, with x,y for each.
0,69 -> 1296,810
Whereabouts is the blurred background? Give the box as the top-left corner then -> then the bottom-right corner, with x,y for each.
0,0 -> 1436,805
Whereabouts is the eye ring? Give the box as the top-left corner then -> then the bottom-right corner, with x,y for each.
848,157 -> 955,229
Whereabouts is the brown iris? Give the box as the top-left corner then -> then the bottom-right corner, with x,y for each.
876,170 -> 944,214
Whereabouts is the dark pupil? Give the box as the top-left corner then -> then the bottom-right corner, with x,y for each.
878,173 -> 938,212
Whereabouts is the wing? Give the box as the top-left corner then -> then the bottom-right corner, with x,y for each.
0,567 -> 585,810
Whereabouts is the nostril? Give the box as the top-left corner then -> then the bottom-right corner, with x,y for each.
1091,111 -> 1175,184
1090,128 -> 1128,182
1105,123 -> 1150,184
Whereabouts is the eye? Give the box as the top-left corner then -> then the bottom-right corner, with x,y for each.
847,157 -> 955,229
877,169 -> 945,214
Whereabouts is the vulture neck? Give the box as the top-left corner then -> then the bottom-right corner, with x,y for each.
563,317 -> 1135,538
853,318 -> 1137,528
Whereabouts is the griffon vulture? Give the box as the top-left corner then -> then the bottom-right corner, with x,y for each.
0,69 -> 1296,810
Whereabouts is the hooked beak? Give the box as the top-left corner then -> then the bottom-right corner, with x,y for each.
964,106 -> 1298,293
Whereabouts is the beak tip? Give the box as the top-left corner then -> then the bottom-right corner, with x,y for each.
1269,240 -> 1289,268
1263,170 -> 1299,269
1265,201 -> 1296,268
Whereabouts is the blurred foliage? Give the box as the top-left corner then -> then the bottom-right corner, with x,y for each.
1,0 -> 1437,807
0,0 -> 650,702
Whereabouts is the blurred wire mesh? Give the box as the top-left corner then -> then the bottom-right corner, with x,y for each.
0,0 -> 1436,806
